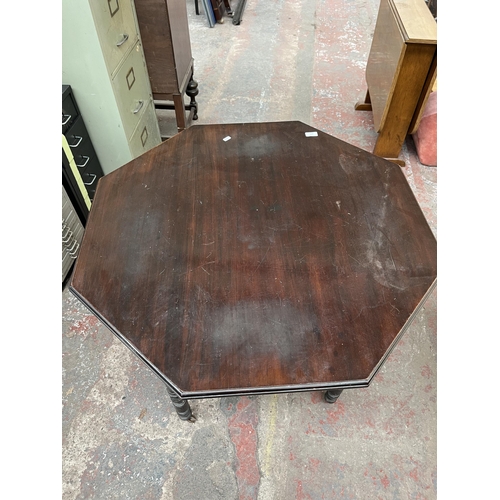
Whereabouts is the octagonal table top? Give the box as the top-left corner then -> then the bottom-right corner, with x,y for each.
70,121 -> 437,398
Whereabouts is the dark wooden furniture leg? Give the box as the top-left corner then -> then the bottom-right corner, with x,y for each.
186,75 -> 199,121
324,389 -> 343,404
171,70 -> 198,132
173,94 -> 187,132
223,0 -> 233,16
166,385 -> 196,422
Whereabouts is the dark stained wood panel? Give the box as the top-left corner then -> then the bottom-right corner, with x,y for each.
71,121 -> 437,397
166,0 -> 193,90
134,0 -> 192,95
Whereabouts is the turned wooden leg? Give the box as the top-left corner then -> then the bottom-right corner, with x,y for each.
166,385 -> 196,422
186,77 -> 199,121
324,389 -> 343,404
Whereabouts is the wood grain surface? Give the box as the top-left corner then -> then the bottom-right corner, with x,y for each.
133,0 -> 192,96
391,0 -> 437,44
364,0 -> 437,157
71,122 -> 437,397
366,0 -> 406,133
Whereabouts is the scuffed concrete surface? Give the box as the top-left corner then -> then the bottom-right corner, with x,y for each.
63,0 -> 437,498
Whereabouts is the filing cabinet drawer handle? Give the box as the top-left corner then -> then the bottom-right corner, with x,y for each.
76,156 -> 90,168
133,100 -> 144,114
69,136 -> 83,148
69,248 -> 80,259
84,173 -> 97,186
62,227 -> 73,244
62,114 -> 72,125
67,240 -> 79,256
116,34 -> 129,47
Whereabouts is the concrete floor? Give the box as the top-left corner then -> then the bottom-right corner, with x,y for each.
62,0 -> 437,498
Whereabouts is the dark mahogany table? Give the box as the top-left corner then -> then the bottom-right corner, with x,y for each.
70,121 -> 437,422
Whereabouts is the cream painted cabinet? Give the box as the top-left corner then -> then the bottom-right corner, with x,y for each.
62,0 -> 161,174
89,0 -> 139,75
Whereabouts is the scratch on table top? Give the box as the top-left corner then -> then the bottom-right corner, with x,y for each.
354,301 -> 390,320
254,245 -> 271,272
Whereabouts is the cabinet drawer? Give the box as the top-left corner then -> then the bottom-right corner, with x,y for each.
64,115 -> 94,156
79,170 -> 99,199
79,156 -> 103,201
89,0 -> 138,75
68,133 -> 99,172
129,100 -> 161,158
62,91 -> 79,134
112,42 -> 153,140
62,185 -> 85,281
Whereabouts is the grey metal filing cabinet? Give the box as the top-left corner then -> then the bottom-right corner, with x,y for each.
62,186 -> 85,282
62,0 -> 162,175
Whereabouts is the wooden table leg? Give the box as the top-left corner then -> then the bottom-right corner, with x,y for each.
186,75 -> 199,121
173,94 -> 187,133
166,385 -> 196,422
324,389 -> 343,404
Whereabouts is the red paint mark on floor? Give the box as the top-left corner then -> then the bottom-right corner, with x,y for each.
227,397 -> 260,500
296,480 -> 313,500
296,480 -> 305,499
409,467 -> 419,481
308,457 -> 321,472
365,417 -> 375,427
421,365 -> 432,378
69,315 -> 99,336
305,422 -> 316,435
325,401 -> 346,425
381,474 -> 390,488
310,391 -> 323,404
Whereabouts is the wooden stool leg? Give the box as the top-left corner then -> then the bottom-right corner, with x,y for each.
173,94 -> 187,132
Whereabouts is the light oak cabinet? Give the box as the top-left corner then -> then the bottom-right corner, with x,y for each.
62,0 -> 161,174
355,0 -> 437,161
